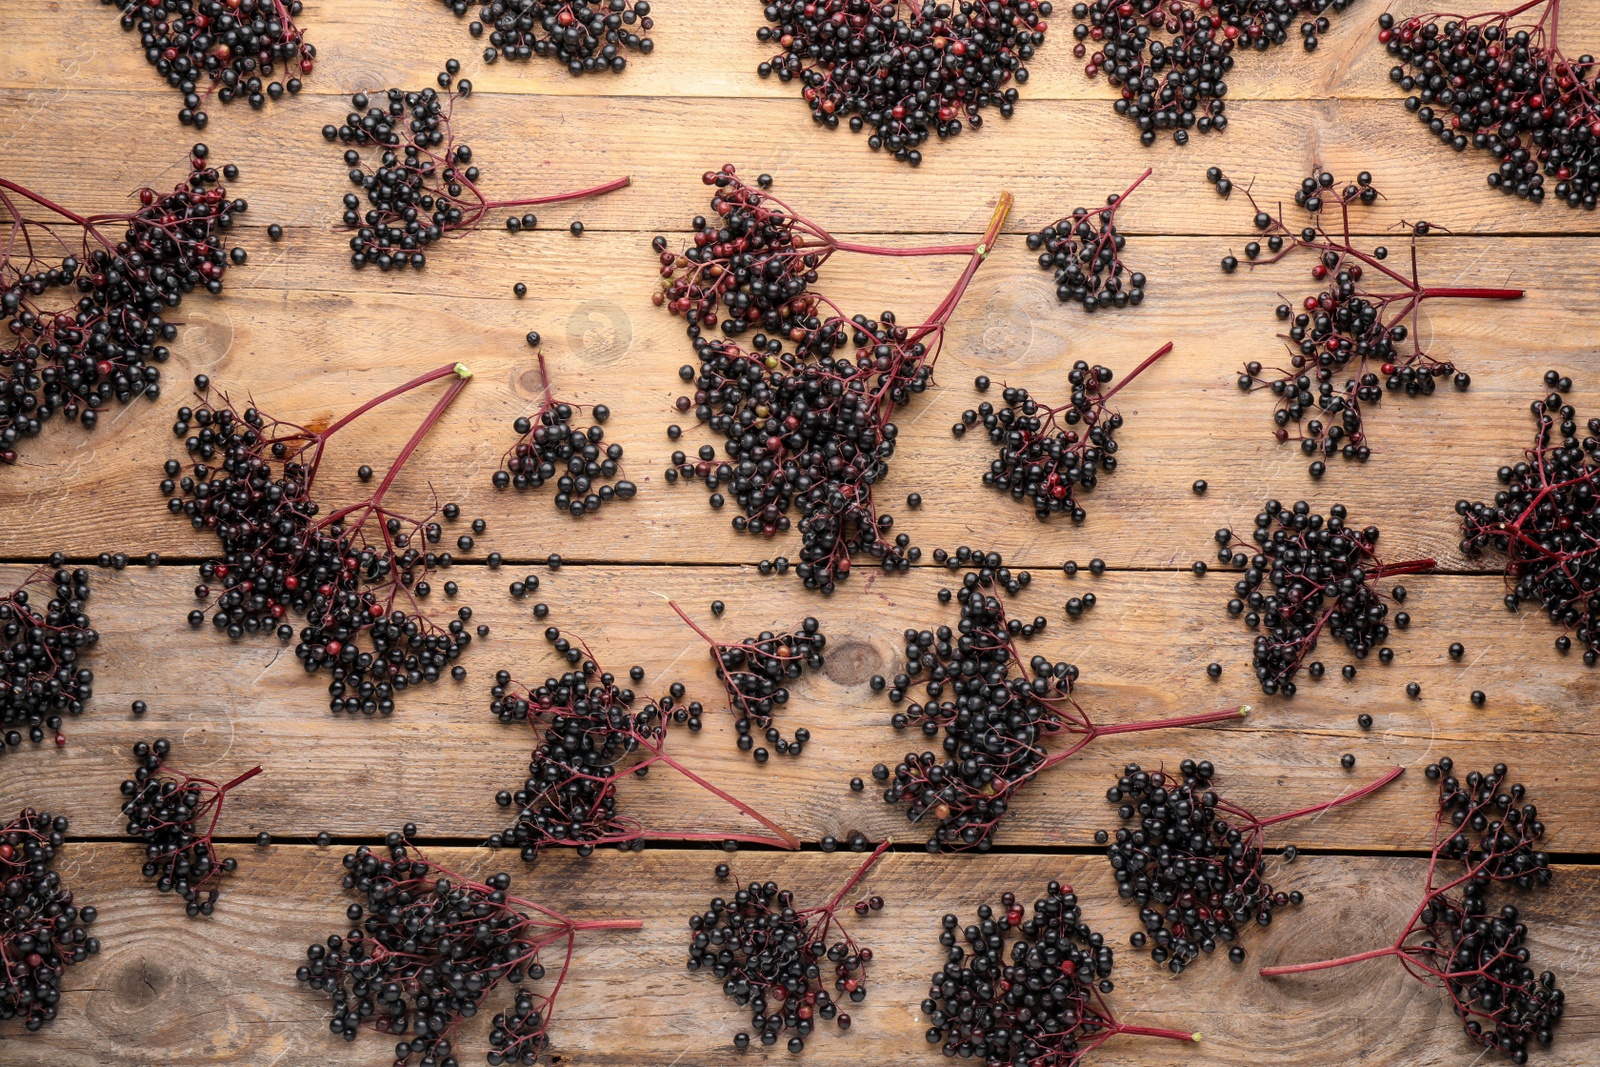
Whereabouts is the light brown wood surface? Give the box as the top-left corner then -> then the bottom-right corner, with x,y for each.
2,1 -> 1598,1064
0,848 -> 1595,1067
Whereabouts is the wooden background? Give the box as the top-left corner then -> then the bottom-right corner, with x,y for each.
2,1 -> 1598,1064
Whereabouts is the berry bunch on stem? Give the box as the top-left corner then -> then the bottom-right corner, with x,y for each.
1026,168 -> 1152,311
670,602 -> 825,761
1224,167 -> 1523,474
323,67 -> 629,271
757,1 -> 1053,165
107,0 -> 315,127
1104,758 -> 1405,972
0,566 -> 96,753
298,831 -> 642,1066
120,737 -> 262,917
1071,0 -> 1351,145
1381,0 -> 1600,208
923,880 -> 1200,1064
442,0 -> 655,71
660,168 -> 1014,592
488,625 -> 801,860
652,168 -> 1000,339
163,362 -> 479,715
954,344 -> 1173,521
1213,499 -> 1435,695
1261,759 -> 1563,1063
878,547 -> 1248,851
492,348 -> 636,514
1,145 -> 247,467
0,809 -> 99,1032
1458,373 -> 1600,662
688,841 -> 889,1053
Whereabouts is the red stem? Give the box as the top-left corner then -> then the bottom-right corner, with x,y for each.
1090,705 -> 1250,736
1099,341 -> 1174,402
633,741 -> 801,850
318,361 -> 470,442
1418,287 -> 1524,300
483,175 -> 632,210
368,367 -> 473,507
568,918 -> 644,932
1260,944 -> 1401,977
910,191 -> 1015,345
1105,167 -> 1154,219
1110,1023 -> 1201,1042
219,766 -> 265,794
821,839 -> 893,914
0,177 -> 101,229
1253,766 -> 1405,828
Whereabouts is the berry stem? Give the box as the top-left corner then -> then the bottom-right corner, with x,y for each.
1109,1023 -> 1201,1042
1418,286 -> 1525,301
368,367 -> 473,508
218,766 -> 265,794
567,917 -> 645,932
1090,705 -> 1251,736
821,839 -> 893,914
1254,766 -> 1405,828
1105,167 -> 1154,219
1098,341 -> 1174,402
318,362 -> 472,442
913,191 -> 1015,344
482,175 -> 632,210
632,741 -> 801,849
1260,944 -> 1402,976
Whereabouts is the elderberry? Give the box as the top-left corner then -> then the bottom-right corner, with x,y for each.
442,0 -> 654,72
1216,500 -> 1434,695
959,346 -> 1171,521
0,568 -> 97,752
493,350 -> 635,514
0,809 -> 100,1031
107,0 -> 314,126
1026,170 -> 1151,311
758,2 -> 1053,165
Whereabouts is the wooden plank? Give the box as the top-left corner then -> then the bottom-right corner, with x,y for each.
3,563 -> 1596,850
0,847 -> 1594,1065
0,229 -> 1581,566
4,0 -> 1596,102
4,90 -> 1597,236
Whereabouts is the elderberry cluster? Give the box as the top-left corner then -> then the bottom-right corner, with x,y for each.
1459,376 -> 1600,662
106,0 -> 314,128
443,0 -> 655,72
1104,760 -> 1302,972
1224,167 -> 1522,474
299,833 -> 625,1065
1026,175 -> 1149,311
492,373 -> 636,515
164,390 -> 478,715
758,1 -> 1053,165
488,627 -> 693,858
1071,0 -> 1351,145
0,810 -> 100,1032
704,618 -> 825,760
1215,500 -> 1430,695
1381,4 -> 1600,209
673,315 -> 930,592
120,738 -> 258,917
652,170 -> 818,338
0,567 -> 96,754
1423,759 -> 1562,1062
922,882 -> 1195,1063
955,353 -> 1163,521
2,147 -> 245,467
325,72 -> 475,271
881,548 -> 1066,851
687,863 -> 878,1054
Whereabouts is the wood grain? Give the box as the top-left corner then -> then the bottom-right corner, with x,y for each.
0,231 -> 1577,567
4,1 -> 1600,1062
3,90 -> 1594,236
0,848 -> 1594,1066
3,562 -> 1596,850
6,0 -> 1599,102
